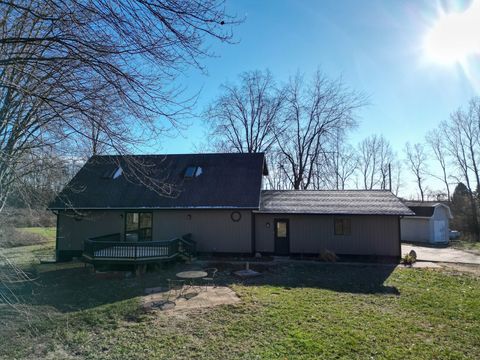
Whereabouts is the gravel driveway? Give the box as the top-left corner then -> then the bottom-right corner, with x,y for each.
402,244 -> 480,265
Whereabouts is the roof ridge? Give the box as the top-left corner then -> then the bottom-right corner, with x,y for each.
91,152 -> 265,158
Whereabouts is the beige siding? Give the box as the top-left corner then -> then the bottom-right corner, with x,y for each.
255,214 -> 400,257
57,209 -> 252,253
57,211 -> 124,251
151,210 -> 251,253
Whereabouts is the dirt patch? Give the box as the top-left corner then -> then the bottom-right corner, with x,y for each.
142,286 -> 241,313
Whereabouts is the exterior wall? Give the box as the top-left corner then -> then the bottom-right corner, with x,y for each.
57,209 -> 252,255
255,214 -> 400,257
57,211 -> 124,252
401,217 -> 431,243
151,210 -> 252,253
57,209 -> 401,259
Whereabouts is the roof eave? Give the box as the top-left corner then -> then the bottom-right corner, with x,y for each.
49,206 -> 259,211
253,210 -> 414,216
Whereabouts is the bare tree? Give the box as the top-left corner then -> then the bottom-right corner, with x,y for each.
356,134 -> 393,190
0,0 -> 239,210
440,98 -> 480,238
264,150 -> 291,190
390,160 -> 403,196
204,70 -> 286,153
314,137 -> 357,190
275,71 -> 365,190
404,142 -> 428,202
426,129 -> 451,201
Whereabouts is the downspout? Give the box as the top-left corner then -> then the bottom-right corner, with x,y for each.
398,216 -> 402,261
51,210 -> 59,261
251,211 -> 256,256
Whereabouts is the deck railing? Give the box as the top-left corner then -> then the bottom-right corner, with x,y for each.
83,233 -> 195,263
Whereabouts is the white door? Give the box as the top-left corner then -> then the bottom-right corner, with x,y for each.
433,220 -> 446,243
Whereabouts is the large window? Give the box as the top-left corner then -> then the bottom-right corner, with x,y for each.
334,218 -> 351,236
125,212 -> 152,241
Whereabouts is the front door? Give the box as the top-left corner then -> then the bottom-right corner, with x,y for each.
274,219 -> 289,255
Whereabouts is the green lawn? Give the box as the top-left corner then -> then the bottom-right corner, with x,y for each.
1,242 -> 479,359
1,227 -> 56,266
18,226 -> 56,242
451,239 -> 480,254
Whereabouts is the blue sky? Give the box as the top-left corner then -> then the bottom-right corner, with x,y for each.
152,0 -> 479,196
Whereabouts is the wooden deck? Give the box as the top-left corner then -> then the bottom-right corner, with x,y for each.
83,234 -> 195,264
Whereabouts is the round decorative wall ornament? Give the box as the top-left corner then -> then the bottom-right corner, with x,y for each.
231,211 -> 242,222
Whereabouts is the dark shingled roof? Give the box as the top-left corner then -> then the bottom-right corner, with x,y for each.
258,190 -> 414,215
402,201 -> 450,217
49,153 -> 267,210
405,206 -> 435,217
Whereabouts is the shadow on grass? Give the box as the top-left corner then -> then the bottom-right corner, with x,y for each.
211,262 -> 400,295
4,263 -> 143,313
2,260 -> 399,314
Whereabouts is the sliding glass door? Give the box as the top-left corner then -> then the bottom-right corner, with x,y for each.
125,212 -> 152,241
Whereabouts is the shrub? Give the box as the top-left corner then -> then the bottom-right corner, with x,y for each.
402,250 -> 417,266
0,226 -> 48,248
319,249 -> 338,262
2,208 -> 55,228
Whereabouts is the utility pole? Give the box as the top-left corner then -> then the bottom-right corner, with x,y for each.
388,163 -> 392,191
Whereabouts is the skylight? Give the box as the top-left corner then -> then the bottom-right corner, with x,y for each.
184,166 -> 196,178
112,166 -> 123,179
184,166 -> 203,178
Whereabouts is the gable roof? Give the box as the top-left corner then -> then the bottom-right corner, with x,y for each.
258,190 -> 414,215
49,153 -> 267,210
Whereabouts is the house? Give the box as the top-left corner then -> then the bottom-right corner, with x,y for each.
48,153 -> 413,263
400,201 -> 452,245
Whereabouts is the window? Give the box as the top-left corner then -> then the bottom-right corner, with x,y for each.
276,221 -> 287,237
334,218 -> 351,236
125,212 -> 152,241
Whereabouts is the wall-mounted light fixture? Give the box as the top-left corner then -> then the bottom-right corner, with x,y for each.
187,214 -> 192,220
266,222 -> 270,228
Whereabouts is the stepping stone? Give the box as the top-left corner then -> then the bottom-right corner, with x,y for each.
234,269 -> 261,278
144,286 -> 165,294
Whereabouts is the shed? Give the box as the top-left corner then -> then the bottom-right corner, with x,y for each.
400,202 -> 453,244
